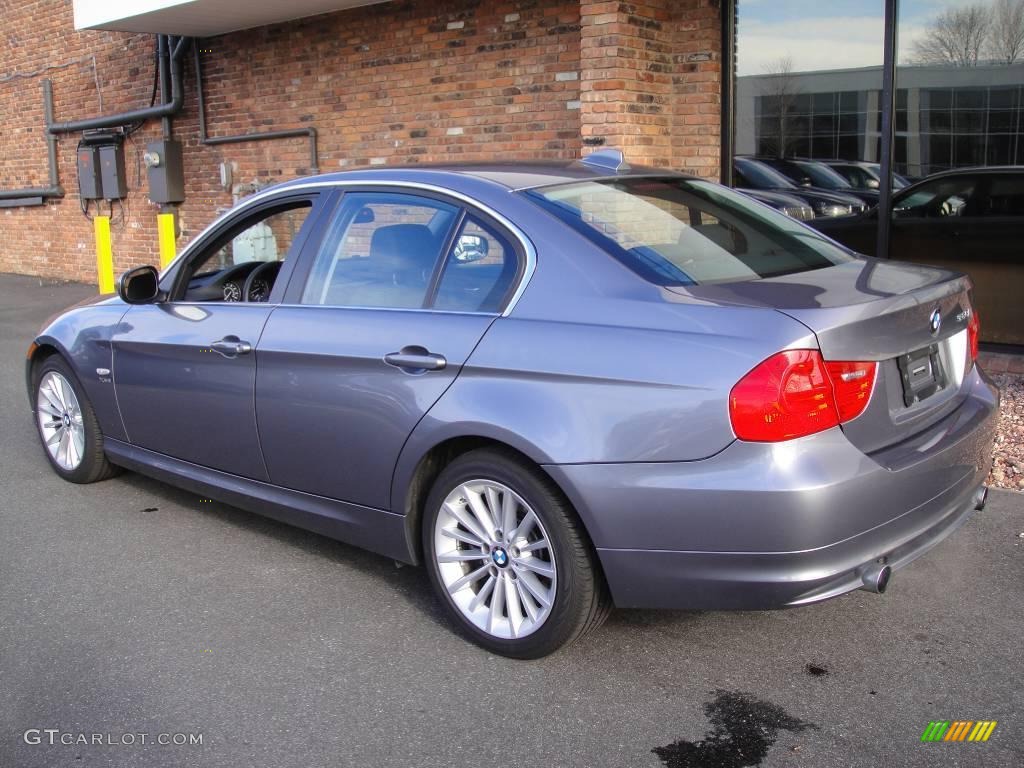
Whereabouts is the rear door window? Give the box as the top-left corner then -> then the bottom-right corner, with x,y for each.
979,175 -> 1024,216
433,216 -> 520,313
300,193 -> 459,309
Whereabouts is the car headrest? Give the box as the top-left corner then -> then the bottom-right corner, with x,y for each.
369,224 -> 436,274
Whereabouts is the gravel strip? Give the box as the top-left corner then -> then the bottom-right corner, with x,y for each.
989,373 -> 1024,492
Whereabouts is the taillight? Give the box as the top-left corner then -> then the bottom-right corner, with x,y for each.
967,310 -> 980,363
729,350 -> 876,442
824,360 -> 877,422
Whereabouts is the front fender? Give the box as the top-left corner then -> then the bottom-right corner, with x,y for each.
27,299 -> 131,442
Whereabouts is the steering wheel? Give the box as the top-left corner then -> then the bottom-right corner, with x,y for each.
243,261 -> 283,302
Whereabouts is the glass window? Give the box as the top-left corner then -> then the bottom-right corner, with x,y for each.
794,161 -> 852,189
923,89 -> 952,110
182,202 -> 313,302
982,175 -> 1024,216
987,135 -> 1015,166
301,193 -> 458,309
734,158 -> 799,189
433,217 -> 519,313
893,176 -> 976,219
526,177 -> 854,287
812,92 -> 835,112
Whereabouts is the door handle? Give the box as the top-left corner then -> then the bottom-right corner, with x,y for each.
384,346 -> 447,372
209,335 -> 253,358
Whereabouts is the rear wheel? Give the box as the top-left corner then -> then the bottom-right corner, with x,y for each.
33,355 -> 118,484
423,448 -> 609,658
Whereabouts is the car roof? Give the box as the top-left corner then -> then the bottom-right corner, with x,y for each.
913,165 -> 1024,179
273,153 -> 694,194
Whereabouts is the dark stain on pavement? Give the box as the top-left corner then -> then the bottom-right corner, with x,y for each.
652,689 -> 817,768
140,507 -> 159,513
805,663 -> 830,677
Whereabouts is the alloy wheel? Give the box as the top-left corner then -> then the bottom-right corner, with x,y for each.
433,479 -> 557,639
37,371 -> 86,471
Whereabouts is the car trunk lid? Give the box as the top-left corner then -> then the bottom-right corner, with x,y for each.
668,258 -> 976,453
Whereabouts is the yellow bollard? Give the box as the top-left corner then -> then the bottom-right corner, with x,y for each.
94,215 -> 115,294
157,212 -> 177,267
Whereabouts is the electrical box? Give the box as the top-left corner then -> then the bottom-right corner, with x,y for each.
145,139 -> 185,204
76,145 -> 102,200
98,144 -> 127,200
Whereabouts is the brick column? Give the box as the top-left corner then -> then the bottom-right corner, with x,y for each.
671,0 -> 723,179
579,0 -> 723,178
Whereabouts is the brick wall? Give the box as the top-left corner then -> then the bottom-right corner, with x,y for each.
0,0 -> 723,283
579,0 -> 722,174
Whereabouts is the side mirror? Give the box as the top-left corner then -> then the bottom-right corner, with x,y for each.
866,178 -> 880,190
117,265 -> 160,304
799,177 -> 812,187
453,234 -> 490,263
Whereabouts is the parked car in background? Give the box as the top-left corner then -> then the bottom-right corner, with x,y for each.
822,160 -> 911,191
733,157 -> 867,217
810,166 -> 1024,345
26,152 -> 997,658
736,188 -> 815,221
753,156 -> 880,207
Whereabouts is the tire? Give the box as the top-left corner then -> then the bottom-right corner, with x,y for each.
423,447 -> 610,658
32,354 -> 119,484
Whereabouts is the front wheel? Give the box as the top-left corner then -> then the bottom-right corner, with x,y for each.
33,355 -> 118,484
423,448 -> 609,658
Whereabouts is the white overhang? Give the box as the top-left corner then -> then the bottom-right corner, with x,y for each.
73,0 -> 389,36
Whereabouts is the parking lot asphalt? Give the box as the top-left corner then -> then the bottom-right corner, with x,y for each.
1,271 -> 1022,768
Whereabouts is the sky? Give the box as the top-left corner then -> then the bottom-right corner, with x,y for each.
737,0 -> 982,76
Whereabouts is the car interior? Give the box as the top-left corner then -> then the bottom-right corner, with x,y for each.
182,202 -> 313,302
303,196 -> 517,313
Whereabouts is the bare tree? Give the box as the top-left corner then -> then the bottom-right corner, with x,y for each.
988,0 -> 1024,63
912,4 -> 991,66
758,56 -> 804,158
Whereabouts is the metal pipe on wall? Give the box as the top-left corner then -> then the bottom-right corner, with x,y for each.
0,80 -> 64,202
47,36 -> 190,135
158,35 -> 173,140
194,44 -> 319,174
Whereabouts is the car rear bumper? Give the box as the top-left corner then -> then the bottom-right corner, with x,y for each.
544,370 -> 999,610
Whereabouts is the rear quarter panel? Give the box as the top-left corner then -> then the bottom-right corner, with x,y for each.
391,297 -> 818,511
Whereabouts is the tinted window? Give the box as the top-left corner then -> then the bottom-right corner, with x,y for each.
734,158 -> 798,189
981,175 -> 1024,216
434,217 -> 519,313
527,177 -> 853,286
301,193 -> 458,308
894,176 -> 976,219
794,161 -> 853,189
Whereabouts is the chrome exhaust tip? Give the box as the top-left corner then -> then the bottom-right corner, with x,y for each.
859,562 -> 892,594
974,485 -> 989,511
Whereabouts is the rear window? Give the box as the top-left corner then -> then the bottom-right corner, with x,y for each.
525,177 -> 854,286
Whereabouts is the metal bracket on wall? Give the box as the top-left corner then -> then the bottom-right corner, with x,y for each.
194,44 -> 319,174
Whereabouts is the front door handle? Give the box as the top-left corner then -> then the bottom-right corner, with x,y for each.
209,335 -> 253,358
384,346 -> 447,372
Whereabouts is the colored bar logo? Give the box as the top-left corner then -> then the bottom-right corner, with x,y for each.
921,721 -> 997,742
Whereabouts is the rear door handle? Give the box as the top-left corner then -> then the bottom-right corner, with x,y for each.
209,335 -> 253,358
384,346 -> 447,372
